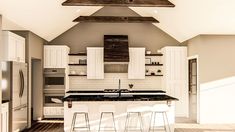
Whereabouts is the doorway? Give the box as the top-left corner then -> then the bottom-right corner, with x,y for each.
31,59 -> 43,123
188,58 -> 198,122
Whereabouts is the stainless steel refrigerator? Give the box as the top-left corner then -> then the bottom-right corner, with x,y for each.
2,61 -> 28,132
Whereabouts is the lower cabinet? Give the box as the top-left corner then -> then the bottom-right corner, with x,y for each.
44,107 -> 64,118
1,102 -> 9,132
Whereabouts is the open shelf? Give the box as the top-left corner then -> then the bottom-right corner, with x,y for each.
69,74 -> 87,76
68,64 -> 87,66
145,75 -> 163,76
68,53 -> 87,56
145,64 -> 163,66
145,54 -> 163,56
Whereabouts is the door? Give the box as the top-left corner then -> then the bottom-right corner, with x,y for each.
188,58 -> 197,122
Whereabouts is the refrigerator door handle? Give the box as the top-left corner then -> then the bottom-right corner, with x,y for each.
19,70 -> 24,98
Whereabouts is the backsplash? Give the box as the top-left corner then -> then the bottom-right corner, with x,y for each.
69,73 -> 162,90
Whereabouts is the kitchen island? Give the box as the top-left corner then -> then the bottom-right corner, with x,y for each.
64,90 -> 178,132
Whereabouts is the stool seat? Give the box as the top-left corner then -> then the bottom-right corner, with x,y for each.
152,104 -> 169,112
70,105 -> 90,132
149,104 -> 171,132
98,104 -> 117,132
125,104 -> 145,132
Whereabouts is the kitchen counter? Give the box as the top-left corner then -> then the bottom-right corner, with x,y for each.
63,94 -> 178,101
66,90 -> 166,93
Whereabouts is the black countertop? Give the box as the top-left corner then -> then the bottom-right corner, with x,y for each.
63,95 -> 178,102
2,100 -> 10,104
66,90 -> 166,93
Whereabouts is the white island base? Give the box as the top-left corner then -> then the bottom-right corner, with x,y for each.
64,101 -> 175,132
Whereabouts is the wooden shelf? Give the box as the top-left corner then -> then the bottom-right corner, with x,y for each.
68,53 -> 87,56
68,64 -> 87,66
145,64 -> 163,66
145,54 -> 163,56
69,74 -> 87,76
145,75 -> 163,76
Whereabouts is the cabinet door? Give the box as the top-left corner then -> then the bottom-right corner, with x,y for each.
16,38 -> 25,63
1,103 -> 9,132
44,46 -> 69,68
95,48 -> 104,79
44,47 -> 51,68
87,47 -> 104,79
128,48 -> 145,79
8,35 -> 17,61
162,46 -> 188,117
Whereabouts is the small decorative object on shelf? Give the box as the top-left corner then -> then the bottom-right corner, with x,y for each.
145,69 -> 150,75
129,84 -> 134,89
145,58 -> 151,64
79,59 -> 87,64
151,72 -> 155,75
146,50 -> 151,54
157,69 -> 162,74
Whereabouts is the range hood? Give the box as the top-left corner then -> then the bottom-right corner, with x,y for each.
104,35 -> 129,63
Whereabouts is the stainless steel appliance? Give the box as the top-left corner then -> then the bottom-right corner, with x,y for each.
2,61 -> 28,132
44,68 -> 65,93
43,68 -> 65,118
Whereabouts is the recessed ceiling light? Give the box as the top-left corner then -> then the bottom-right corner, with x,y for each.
76,9 -> 80,13
154,10 -> 158,14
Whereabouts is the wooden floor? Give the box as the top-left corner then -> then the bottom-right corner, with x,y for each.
23,119 -> 235,132
23,120 -> 64,132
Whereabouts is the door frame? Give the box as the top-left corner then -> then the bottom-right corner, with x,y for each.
187,55 -> 200,123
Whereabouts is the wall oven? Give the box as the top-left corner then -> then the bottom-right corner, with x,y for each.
44,93 -> 64,107
43,68 -> 65,106
44,68 -> 65,93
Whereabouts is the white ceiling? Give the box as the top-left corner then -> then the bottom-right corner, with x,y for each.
1,0 -> 235,42
0,0 -> 102,41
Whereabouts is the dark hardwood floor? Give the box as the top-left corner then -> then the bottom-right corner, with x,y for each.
23,120 -> 64,132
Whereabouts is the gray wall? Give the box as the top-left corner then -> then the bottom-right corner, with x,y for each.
50,7 -> 180,53
188,35 -> 235,83
187,35 -> 235,123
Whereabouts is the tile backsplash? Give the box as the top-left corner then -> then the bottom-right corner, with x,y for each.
69,73 -> 162,90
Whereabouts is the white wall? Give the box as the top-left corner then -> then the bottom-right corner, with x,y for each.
188,35 -> 235,124
69,73 -> 162,91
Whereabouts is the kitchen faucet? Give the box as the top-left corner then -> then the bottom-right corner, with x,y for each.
118,79 -> 121,97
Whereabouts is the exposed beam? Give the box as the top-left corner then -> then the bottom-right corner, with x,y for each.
73,16 -> 159,23
62,0 -> 175,7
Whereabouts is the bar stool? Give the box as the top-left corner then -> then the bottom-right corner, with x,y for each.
149,104 -> 171,132
98,104 -> 117,132
124,104 -> 147,132
70,105 -> 90,132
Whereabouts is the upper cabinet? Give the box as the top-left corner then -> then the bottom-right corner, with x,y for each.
44,45 -> 70,68
128,48 -> 145,79
87,47 -> 104,79
2,31 -> 25,63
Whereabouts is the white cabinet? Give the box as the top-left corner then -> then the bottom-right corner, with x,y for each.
161,46 -> 188,117
2,31 -> 25,63
87,47 -> 104,79
1,102 -> 9,132
44,45 -> 70,68
44,107 -> 64,118
128,48 -> 145,79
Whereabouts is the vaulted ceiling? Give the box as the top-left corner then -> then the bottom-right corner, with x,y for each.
1,0 -> 235,42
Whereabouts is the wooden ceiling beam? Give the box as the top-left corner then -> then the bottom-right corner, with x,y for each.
73,16 -> 159,23
62,0 -> 175,7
